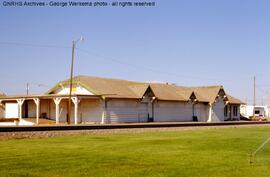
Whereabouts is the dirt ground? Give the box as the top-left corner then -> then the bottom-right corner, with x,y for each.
1,124 -> 270,140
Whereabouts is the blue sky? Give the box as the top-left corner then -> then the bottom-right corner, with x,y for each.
0,0 -> 270,105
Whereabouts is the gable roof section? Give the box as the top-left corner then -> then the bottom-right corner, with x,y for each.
47,76 -> 242,104
226,94 -> 244,104
191,86 -> 223,103
149,83 -> 186,101
128,84 -> 150,98
48,76 -> 146,99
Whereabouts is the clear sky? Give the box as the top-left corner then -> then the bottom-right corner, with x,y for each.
0,0 -> 270,105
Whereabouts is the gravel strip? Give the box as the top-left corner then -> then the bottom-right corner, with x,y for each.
0,124 -> 270,140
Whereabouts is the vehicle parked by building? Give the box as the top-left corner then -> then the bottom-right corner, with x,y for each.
240,105 -> 269,121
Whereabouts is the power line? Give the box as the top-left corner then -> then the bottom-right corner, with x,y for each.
257,85 -> 270,95
0,42 -> 70,49
76,47 -> 251,82
0,41 -> 255,83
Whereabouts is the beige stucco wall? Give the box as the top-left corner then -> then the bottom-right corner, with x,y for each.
26,100 -> 36,118
106,99 -> 148,123
46,99 -> 103,124
40,99 -> 51,119
22,99 -> 103,124
16,97 -> 237,124
22,99 -> 67,122
153,101 -> 194,122
48,99 -> 68,123
21,99 -> 51,119
79,99 -> 103,123
194,103 -> 208,122
211,96 -> 226,122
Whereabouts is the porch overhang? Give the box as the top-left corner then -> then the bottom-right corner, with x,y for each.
0,94 -> 103,125
0,94 -> 102,102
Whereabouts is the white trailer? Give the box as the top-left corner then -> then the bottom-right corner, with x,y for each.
240,105 -> 268,118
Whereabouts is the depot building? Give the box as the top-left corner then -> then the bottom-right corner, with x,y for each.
0,75 -> 243,125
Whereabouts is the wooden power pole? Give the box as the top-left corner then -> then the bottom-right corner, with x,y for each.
68,40 -> 75,125
67,37 -> 83,125
268,93 -> 270,119
253,76 -> 256,117
26,83 -> 29,95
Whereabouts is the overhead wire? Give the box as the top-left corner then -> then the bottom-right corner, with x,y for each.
0,42 -> 70,49
76,47 -> 252,83
0,40 -> 264,103
0,41 -> 256,84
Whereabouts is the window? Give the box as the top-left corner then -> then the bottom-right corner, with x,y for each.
224,105 -> 228,117
233,106 -> 238,116
254,110 -> 260,114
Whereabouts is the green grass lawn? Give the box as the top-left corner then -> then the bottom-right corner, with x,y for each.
0,127 -> 270,177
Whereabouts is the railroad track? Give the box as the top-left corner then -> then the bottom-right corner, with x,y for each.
0,121 -> 270,132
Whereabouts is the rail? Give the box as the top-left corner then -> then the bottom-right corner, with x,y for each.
0,121 -> 269,132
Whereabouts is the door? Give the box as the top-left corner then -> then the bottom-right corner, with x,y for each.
5,103 -> 19,118
138,102 -> 148,122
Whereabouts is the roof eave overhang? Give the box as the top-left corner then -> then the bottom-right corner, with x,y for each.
0,94 -> 102,101
156,98 -> 187,102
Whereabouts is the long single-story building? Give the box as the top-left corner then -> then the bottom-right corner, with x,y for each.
0,76 -> 243,125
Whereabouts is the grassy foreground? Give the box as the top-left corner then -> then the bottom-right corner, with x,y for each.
0,127 -> 270,177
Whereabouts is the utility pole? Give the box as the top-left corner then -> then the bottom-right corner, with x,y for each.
67,37 -> 83,125
68,41 -> 75,125
26,83 -> 47,96
268,93 -> 270,119
253,76 -> 256,117
266,91 -> 270,121
26,83 -> 29,95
